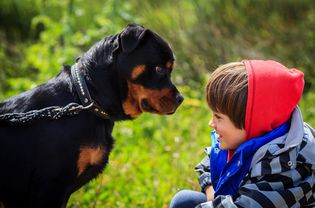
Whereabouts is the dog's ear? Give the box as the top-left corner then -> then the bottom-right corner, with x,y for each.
120,24 -> 152,53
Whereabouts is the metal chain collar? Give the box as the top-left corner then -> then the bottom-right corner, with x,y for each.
0,102 -> 93,126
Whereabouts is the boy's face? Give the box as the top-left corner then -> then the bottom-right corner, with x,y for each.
209,111 -> 246,150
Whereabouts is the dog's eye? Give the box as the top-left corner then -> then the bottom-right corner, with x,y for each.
155,66 -> 165,74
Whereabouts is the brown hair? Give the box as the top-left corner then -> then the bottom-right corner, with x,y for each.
206,62 -> 248,129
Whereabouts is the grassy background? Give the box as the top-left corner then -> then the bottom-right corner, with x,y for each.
1,0 -> 315,207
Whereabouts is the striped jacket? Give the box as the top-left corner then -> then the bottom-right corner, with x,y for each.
195,108 -> 315,208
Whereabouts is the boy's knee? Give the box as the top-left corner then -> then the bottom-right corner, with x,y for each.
170,190 -> 189,208
170,190 -> 206,208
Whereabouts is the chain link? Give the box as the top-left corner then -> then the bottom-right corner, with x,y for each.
0,102 -> 93,126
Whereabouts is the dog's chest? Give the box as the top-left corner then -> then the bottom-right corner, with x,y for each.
77,146 -> 109,176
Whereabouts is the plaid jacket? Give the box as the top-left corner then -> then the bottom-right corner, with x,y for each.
195,107 -> 315,208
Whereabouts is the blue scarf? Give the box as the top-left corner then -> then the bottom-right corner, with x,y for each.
210,122 -> 290,197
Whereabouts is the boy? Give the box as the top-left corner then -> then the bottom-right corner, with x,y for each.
170,60 -> 315,208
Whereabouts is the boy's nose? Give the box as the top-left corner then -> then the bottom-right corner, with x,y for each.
208,119 -> 215,128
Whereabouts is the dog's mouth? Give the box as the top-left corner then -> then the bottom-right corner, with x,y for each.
141,99 -> 158,113
140,99 -> 176,115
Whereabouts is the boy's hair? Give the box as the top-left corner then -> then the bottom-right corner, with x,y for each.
206,62 -> 248,129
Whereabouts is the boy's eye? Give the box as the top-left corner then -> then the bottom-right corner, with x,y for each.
214,114 -> 222,119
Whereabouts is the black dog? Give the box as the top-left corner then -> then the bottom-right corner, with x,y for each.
0,24 -> 183,208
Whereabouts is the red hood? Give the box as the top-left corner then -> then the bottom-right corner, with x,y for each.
243,60 -> 304,140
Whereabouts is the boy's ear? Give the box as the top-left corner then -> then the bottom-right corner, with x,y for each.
120,24 -> 152,53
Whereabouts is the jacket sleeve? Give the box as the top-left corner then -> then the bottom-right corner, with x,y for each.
195,147 -> 211,192
195,163 -> 315,208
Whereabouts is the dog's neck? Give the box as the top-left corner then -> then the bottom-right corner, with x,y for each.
73,62 -> 131,122
72,34 -> 139,122
70,64 -> 111,120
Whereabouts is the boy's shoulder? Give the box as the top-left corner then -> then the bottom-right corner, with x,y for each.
303,122 -> 315,141
298,122 -> 315,161
249,122 -> 315,178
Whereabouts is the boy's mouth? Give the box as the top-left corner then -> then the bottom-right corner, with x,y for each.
216,132 -> 223,140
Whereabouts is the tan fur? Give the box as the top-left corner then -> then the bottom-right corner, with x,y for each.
122,81 -> 174,117
77,146 -> 106,176
122,82 -> 143,118
131,65 -> 146,80
166,61 -> 173,70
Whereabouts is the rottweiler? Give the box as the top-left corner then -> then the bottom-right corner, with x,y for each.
0,24 -> 183,208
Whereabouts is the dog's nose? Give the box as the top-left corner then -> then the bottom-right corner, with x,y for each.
176,94 -> 184,105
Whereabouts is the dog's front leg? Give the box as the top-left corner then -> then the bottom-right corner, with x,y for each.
30,181 -> 68,208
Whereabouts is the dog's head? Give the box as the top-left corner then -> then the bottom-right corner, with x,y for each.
116,24 -> 184,118
78,24 -> 183,119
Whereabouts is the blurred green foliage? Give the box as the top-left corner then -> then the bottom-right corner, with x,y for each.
0,0 -> 315,207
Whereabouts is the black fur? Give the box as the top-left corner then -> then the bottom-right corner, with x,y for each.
0,24 -> 183,208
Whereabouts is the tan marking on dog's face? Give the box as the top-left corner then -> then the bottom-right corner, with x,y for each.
122,81 -> 177,117
166,61 -> 174,70
122,82 -> 143,118
77,146 -> 106,176
131,65 -> 146,80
